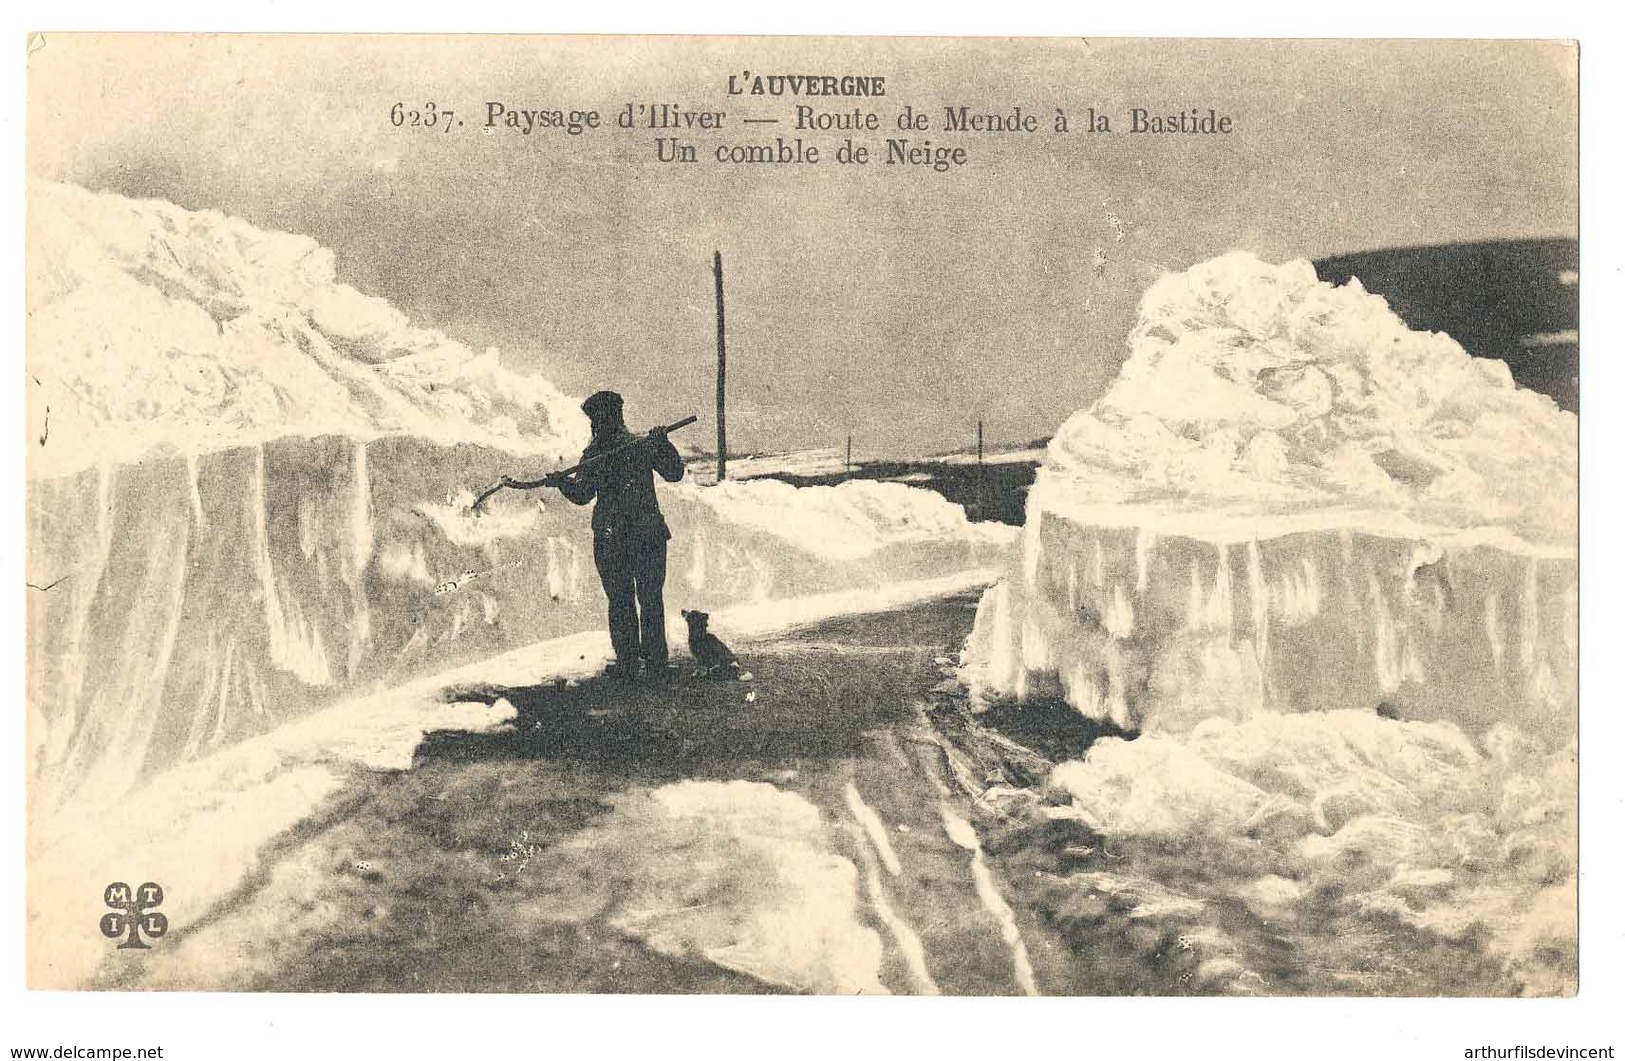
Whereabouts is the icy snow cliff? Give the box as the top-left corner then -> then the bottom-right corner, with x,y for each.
25,183 -> 1012,818
960,252 -> 1576,994
965,251 -> 1576,738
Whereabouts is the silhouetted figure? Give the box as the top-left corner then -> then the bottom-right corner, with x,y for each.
507,391 -> 684,679
681,609 -> 740,678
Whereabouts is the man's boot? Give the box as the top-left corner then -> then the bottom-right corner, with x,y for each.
604,660 -> 640,683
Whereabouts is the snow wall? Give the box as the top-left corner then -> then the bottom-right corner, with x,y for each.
25,182 -> 1014,819
961,252 -> 1577,994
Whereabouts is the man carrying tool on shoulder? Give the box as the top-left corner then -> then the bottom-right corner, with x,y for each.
502,390 -> 685,682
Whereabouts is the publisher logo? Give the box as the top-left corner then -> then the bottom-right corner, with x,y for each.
99,881 -> 168,950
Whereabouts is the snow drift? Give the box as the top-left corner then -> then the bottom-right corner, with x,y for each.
26,180 -> 591,479
962,252 -> 1577,994
25,182 -> 1013,824
1039,251 -> 1574,548
965,251 -> 1577,736
30,571 -> 993,991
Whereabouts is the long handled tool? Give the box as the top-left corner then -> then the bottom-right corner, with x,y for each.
470,415 -> 699,513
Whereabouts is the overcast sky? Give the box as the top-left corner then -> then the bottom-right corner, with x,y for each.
29,36 -> 1577,458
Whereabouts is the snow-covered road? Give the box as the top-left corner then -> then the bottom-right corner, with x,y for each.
95,588 -> 1052,995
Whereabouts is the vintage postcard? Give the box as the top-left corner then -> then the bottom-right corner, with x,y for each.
23,34 -> 1579,1006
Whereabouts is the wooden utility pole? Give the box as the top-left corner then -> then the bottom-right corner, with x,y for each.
713,251 -> 727,482
976,419 -> 986,521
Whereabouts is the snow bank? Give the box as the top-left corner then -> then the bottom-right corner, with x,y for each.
963,524 -> 1576,740
25,183 -> 1018,978
960,252 -> 1576,994
28,571 -> 990,989
1047,712 -> 1575,995
937,446 -> 1049,467
964,252 -> 1577,739
1044,252 -> 1575,548
687,448 -> 851,481
591,780 -> 888,994
27,180 -> 590,479
681,478 -> 1017,563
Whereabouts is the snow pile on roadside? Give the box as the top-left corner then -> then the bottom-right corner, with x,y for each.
1047,709 -> 1575,994
959,252 -> 1577,736
1045,252 -> 1575,548
589,780 -> 887,994
28,571 -> 995,989
954,251 -> 1576,994
687,448 -> 850,481
682,478 -> 1018,562
27,180 -> 589,479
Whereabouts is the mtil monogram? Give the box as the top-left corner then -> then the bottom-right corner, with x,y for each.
100,882 -> 168,950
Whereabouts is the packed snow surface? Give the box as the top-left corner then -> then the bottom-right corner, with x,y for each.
961,252 -> 1577,994
29,571 -> 996,989
1045,252 -> 1575,549
936,446 -> 1049,467
27,183 -> 1023,991
27,180 -> 590,479
1046,712 -> 1575,995
26,182 -> 1016,850
686,448 -> 851,481
683,478 -> 1017,562
964,250 -> 1577,737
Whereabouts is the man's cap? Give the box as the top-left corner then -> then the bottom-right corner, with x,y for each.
582,390 -> 624,417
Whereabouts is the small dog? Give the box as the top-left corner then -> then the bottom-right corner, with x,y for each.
681,609 -> 740,678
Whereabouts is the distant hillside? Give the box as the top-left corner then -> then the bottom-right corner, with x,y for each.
1315,239 -> 1578,412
